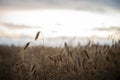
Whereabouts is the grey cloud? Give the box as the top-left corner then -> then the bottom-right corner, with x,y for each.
0,30 -> 32,39
0,0 -> 120,12
0,0 -> 60,5
0,22 -> 41,30
0,0 -> 119,5
93,26 -> 120,32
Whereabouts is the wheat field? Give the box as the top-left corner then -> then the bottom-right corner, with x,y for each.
0,39 -> 120,80
0,32 -> 120,80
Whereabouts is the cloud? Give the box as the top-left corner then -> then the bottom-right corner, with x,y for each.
0,22 -> 41,39
0,0 -> 120,13
0,30 -> 32,39
0,22 -> 41,30
93,26 -> 120,32
93,26 -> 120,39
0,22 -> 30,29
93,26 -> 120,36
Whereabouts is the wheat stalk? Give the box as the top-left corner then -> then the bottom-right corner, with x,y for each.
24,42 -> 31,50
35,31 -> 40,41
64,42 -> 73,58
48,56 -> 57,64
77,56 -> 81,68
81,58 -> 86,70
83,50 -> 89,59
30,64 -> 36,73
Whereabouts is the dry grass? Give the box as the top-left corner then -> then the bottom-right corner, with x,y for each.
0,34 -> 120,80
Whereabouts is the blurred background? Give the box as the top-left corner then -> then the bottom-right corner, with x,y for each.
0,0 -> 120,46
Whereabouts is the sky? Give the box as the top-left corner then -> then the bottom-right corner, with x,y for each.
0,0 -> 120,46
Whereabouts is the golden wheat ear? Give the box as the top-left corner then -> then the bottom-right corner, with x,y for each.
24,42 -> 31,50
35,31 -> 40,41
48,56 -> 54,61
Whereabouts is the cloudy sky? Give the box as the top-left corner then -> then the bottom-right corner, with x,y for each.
0,0 -> 120,46
0,0 -> 120,11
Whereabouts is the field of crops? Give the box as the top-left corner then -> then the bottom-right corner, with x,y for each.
0,40 -> 120,80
